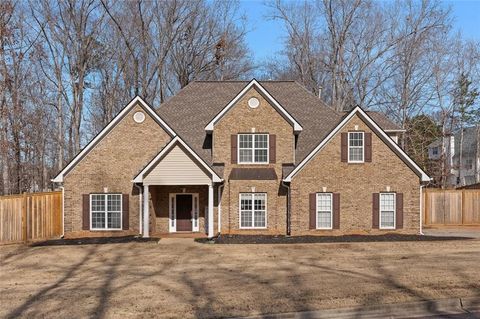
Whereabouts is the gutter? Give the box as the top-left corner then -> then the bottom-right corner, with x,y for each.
134,183 -> 143,236
281,181 -> 291,236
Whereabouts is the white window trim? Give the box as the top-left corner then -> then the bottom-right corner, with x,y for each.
316,193 -> 333,230
90,193 -> 123,231
237,133 -> 269,164
168,193 -> 200,233
379,192 -> 396,230
348,131 -> 365,163
239,193 -> 268,229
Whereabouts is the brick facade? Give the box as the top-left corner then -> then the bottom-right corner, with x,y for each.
62,86 -> 422,238
214,87 -> 292,234
63,103 -> 171,238
290,114 -> 421,235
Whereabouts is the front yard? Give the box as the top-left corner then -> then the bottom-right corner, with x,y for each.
1,238 -> 480,318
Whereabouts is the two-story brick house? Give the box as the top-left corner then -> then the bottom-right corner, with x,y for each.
53,80 -> 430,238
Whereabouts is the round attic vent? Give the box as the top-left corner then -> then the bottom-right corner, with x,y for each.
248,97 -> 260,109
133,111 -> 145,123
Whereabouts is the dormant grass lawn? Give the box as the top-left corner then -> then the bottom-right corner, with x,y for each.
1,237 -> 480,318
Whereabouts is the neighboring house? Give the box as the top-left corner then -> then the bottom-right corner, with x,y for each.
53,80 -> 430,238
428,126 -> 480,187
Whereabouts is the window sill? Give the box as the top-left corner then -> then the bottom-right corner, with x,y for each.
315,228 -> 333,230
237,162 -> 270,165
239,227 -> 268,230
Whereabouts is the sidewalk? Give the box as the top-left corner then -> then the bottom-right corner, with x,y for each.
232,297 -> 480,319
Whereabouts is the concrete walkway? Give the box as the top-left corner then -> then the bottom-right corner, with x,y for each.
232,297 -> 480,319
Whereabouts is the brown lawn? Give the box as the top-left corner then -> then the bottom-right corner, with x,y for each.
1,238 -> 480,318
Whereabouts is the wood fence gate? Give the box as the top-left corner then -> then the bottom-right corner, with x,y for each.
0,191 -> 62,244
423,189 -> 480,226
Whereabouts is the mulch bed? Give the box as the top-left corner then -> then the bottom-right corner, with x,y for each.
29,236 -> 160,247
196,234 -> 472,244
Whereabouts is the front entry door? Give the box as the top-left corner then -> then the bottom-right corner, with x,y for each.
176,194 -> 193,231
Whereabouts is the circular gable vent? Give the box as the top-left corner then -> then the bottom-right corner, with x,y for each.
248,97 -> 260,109
133,111 -> 145,123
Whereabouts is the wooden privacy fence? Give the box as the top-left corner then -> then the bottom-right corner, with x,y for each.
0,191 -> 62,244
423,188 -> 480,226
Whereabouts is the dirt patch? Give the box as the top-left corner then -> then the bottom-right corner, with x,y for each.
196,234 -> 471,244
29,236 -> 160,247
1,238 -> 480,318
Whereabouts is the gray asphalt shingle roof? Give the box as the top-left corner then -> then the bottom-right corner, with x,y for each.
156,81 -> 399,174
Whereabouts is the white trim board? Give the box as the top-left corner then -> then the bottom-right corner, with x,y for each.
52,96 -> 176,183
204,79 -> 303,133
133,136 -> 223,183
283,106 -> 431,182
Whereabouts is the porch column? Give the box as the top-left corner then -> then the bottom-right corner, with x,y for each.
208,183 -> 214,238
143,184 -> 150,238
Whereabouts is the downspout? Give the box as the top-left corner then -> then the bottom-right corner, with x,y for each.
217,184 -> 224,234
419,184 -> 424,235
134,183 -> 143,236
281,181 -> 291,236
60,185 -> 65,238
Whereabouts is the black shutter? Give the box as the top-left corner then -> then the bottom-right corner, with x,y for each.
365,132 -> 372,162
333,193 -> 340,229
269,134 -> 276,163
309,193 -> 316,229
82,194 -> 90,230
122,194 -> 129,230
341,133 -> 348,162
396,193 -> 404,229
231,135 -> 237,164
372,193 -> 379,229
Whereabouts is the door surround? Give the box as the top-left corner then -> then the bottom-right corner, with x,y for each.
169,193 -> 199,232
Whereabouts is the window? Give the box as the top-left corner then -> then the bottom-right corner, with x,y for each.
316,193 -> 332,229
379,193 -> 395,229
238,134 -> 269,164
90,194 -> 122,230
432,147 -> 439,156
240,193 -> 267,228
348,132 -> 364,162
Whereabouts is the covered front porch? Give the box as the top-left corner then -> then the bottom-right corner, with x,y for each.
133,136 -> 222,238
145,184 -> 214,237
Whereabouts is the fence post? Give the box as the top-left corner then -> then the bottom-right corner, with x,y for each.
461,190 -> 465,225
22,192 -> 27,242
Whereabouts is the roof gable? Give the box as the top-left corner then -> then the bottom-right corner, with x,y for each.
204,79 -> 303,132
52,96 -> 176,183
284,106 -> 431,182
133,136 -> 222,183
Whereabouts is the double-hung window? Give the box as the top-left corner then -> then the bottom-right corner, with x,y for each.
379,193 -> 395,229
348,132 -> 364,163
240,193 -> 267,228
316,193 -> 333,229
90,194 -> 122,230
238,134 -> 269,164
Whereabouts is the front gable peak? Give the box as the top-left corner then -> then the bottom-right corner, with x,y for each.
52,96 -> 176,183
204,79 -> 303,133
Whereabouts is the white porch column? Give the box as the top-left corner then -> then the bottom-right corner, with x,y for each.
143,184 -> 150,238
208,184 -> 214,238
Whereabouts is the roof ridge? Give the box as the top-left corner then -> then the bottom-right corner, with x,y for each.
192,80 -> 296,83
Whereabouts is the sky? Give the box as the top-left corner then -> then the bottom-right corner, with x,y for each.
238,0 -> 480,64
